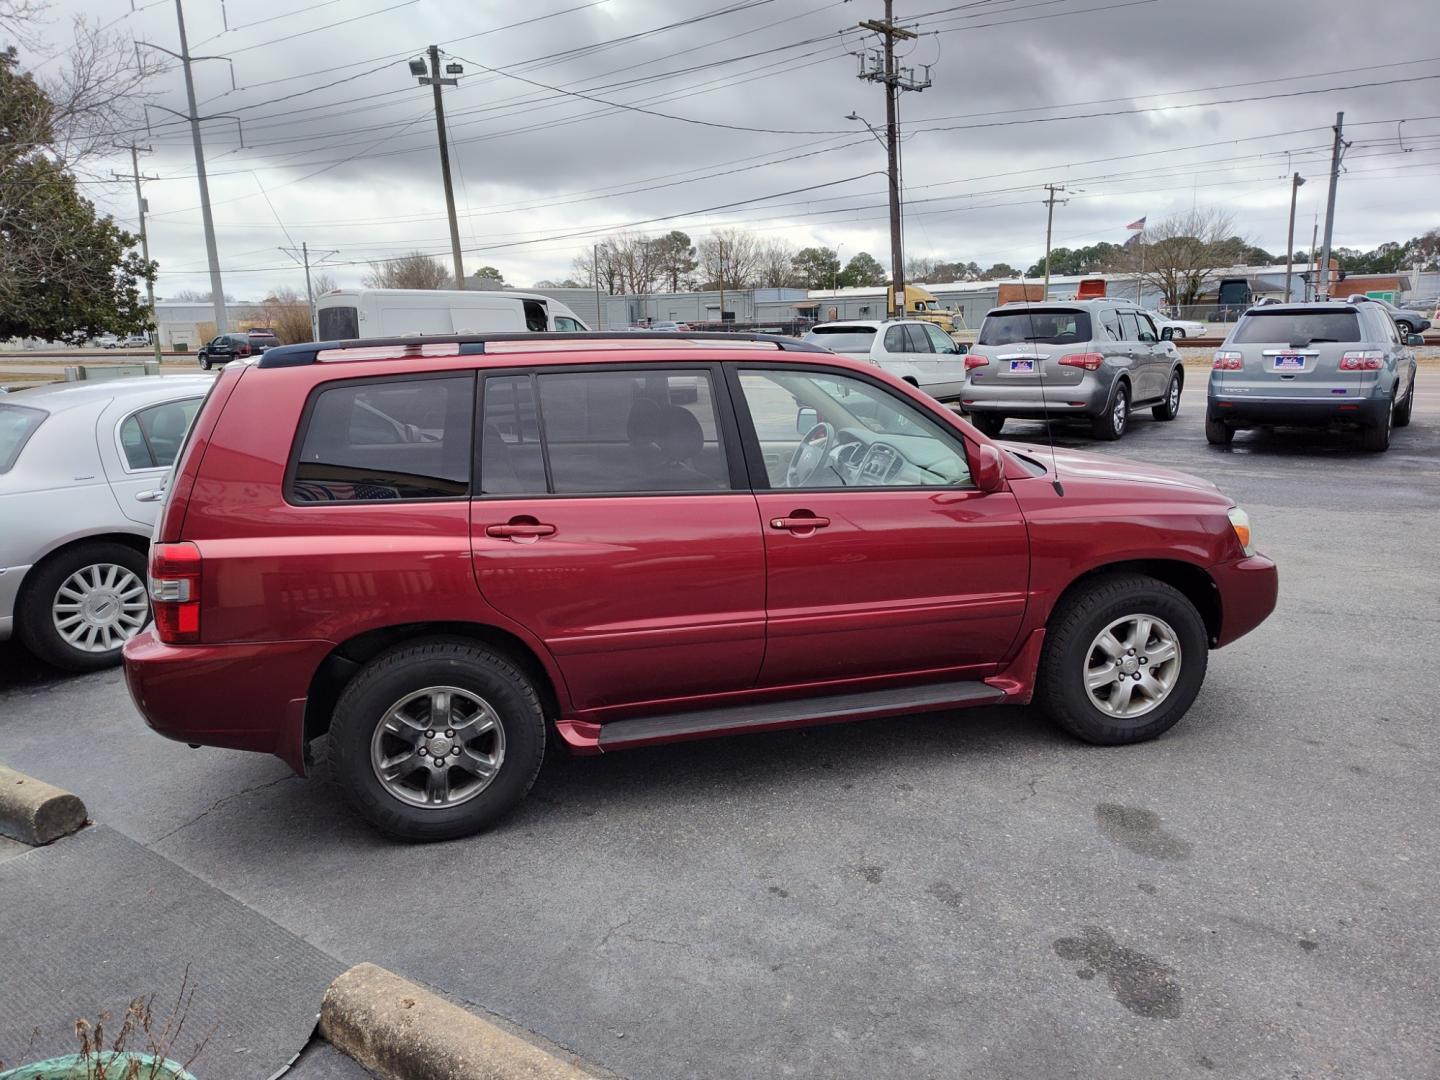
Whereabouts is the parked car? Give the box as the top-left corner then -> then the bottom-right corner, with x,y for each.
960,300 -> 1185,440
803,319 -> 969,403
197,330 -> 278,370
649,321 -> 692,332
122,331 -> 1277,841
0,376 -> 213,671
1345,295 -> 1432,336
1151,314 -> 1207,340
1206,300 -> 1419,452
93,335 -> 120,349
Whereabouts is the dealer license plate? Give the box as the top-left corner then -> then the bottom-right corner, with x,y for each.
1009,359 -> 1036,373
1272,354 -> 1305,371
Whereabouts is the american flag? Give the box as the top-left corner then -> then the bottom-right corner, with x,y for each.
1125,216 -> 1147,230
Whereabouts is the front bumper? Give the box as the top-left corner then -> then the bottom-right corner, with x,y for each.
1210,553 -> 1279,648
0,564 -> 32,641
1208,393 -> 1390,427
123,627 -> 335,775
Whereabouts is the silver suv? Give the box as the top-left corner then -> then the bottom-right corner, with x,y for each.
960,300 -> 1184,440
1206,300 -> 1419,452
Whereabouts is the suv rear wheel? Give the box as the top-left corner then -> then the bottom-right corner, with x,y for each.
1037,574 -> 1208,745
1091,380 -> 1129,440
1392,380 -> 1413,428
17,541 -> 150,671
1204,410 -> 1235,446
969,413 -> 1005,437
1360,395 -> 1393,452
328,640 -> 546,841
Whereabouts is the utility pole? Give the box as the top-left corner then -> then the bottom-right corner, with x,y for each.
1042,184 -> 1068,298
592,243 -> 603,330
857,2 -> 929,320
1318,111 -> 1348,301
717,236 -> 726,330
114,144 -> 164,364
1307,215 -> 1319,301
411,48 -> 465,289
1283,172 -> 1306,303
280,242 -> 339,340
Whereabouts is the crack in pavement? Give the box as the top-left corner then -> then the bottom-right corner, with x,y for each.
150,774 -> 296,844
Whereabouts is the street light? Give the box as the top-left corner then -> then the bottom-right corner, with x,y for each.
1283,172 -> 1307,302
407,57 -> 427,77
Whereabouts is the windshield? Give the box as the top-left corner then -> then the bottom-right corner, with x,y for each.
0,403 -> 46,473
804,326 -> 877,353
979,309 -> 1092,346
1232,310 -> 1361,344
318,305 -> 360,341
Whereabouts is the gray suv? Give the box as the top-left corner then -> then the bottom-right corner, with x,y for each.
961,300 -> 1184,440
1206,300 -> 1419,452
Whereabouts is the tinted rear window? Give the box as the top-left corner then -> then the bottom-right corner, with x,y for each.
0,403 -> 46,473
1232,310 -> 1361,344
289,375 -> 474,502
979,309 -> 1092,346
804,326 -> 877,352
318,306 -> 360,341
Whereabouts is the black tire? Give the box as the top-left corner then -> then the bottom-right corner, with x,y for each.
1037,573 -> 1209,745
970,413 -> 1006,437
198,355 -> 212,371
327,639 -> 546,842
1090,380 -> 1129,440
1360,396 -> 1392,452
1393,377 -> 1413,428
16,541 -> 149,672
1151,369 -> 1183,421
1204,411 -> 1235,446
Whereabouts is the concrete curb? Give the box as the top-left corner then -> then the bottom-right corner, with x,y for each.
0,764 -> 87,845
319,963 -> 602,1080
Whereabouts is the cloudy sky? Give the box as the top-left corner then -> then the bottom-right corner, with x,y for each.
19,0 -> 1440,298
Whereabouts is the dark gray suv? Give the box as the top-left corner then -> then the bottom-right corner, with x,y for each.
1206,300 -> 1420,452
961,300 -> 1185,440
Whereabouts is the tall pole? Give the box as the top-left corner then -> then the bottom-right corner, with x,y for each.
1042,185 -> 1065,298
1138,240 -> 1144,305
301,242 -> 316,339
1283,172 -> 1305,303
1308,216 -> 1319,302
173,0 -> 227,333
427,45 -> 466,289
1318,111 -> 1346,301
592,243 -> 603,330
117,144 -> 164,363
717,236 -> 725,330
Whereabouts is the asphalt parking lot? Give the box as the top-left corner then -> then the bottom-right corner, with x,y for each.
2,373 -> 1438,1079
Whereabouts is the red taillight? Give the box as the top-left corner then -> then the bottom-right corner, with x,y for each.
1213,351 -> 1243,370
964,354 -> 989,371
1338,351 -> 1383,371
237,344 -> 252,357
1057,352 -> 1104,370
150,541 -> 201,644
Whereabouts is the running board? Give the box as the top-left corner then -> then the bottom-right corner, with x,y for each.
595,680 -> 1006,751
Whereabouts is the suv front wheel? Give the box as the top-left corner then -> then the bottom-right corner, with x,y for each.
328,640 -> 546,841
1037,573 -> 1209,745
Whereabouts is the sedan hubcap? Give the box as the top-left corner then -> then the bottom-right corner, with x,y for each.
370,686 -> 505,808
52,563 -> 149,653
1084,614 -> 1182,719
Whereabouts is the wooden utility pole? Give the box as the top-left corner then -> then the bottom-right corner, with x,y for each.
414,47 -> 465,289
1318,112 -> 1347,301
1042,184 -> 1068,298
857,3 -> 929,320
113,144 -> 163,363
1283,172 -> 1306,303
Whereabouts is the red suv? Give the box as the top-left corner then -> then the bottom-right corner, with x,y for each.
124,333 -> 1277,841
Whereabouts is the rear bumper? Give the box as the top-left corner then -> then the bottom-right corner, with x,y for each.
1210,554 -> 1278,648
123,628 -> 335,775
961,375 -> 1108,417
1208,391 -> 1390,426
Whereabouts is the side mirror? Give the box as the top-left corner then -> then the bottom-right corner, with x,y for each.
1407,334 -> 1425,347
796,406 -> 819,434
972,442 -> 1005,493
1160,326 -> 1174,340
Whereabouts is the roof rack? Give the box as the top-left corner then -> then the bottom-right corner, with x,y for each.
257,331 -> 828,369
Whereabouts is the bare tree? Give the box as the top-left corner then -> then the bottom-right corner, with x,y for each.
698,227 -> 761,290
755,239 -> 797,288
363,251 -> 453,290
262,287 -> 312,344
905,255 -> 938,281
311,272 -> 338,297
1107,209 -> 1243,306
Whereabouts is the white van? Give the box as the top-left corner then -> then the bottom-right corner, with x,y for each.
315,289 -> 590,340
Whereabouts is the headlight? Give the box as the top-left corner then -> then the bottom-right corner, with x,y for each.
1227,507 -> 1254,556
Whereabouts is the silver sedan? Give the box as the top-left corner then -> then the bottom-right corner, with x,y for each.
0,375 -> 213,671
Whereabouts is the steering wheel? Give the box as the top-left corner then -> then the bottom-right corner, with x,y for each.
786,422 -> 835,487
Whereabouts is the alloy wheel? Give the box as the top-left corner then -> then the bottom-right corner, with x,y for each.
51,563 -> 149,653
1112,386 -> 1128,434
1083,614 -> 1182,719
370,686 -> 506,808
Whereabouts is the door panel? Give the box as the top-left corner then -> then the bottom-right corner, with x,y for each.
471,496 -> 766,710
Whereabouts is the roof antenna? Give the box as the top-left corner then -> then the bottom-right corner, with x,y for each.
1016,269 -> 1064,496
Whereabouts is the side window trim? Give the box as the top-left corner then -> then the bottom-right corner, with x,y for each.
721,362 -> 977,494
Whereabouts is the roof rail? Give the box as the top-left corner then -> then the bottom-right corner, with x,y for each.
257,331 -> 828,369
